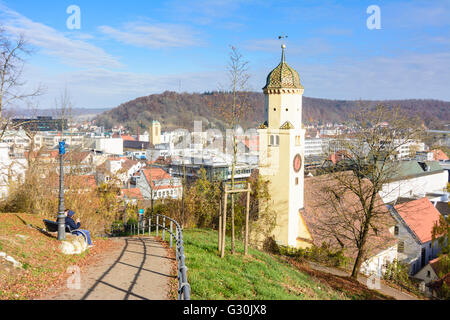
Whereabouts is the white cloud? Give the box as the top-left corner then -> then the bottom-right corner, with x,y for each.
99,22 -> 203,49
0,4 -> 122,68
21,66 -> 225,108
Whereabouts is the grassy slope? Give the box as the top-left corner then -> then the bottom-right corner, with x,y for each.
182,229 -> 391,300
0,213 -> 115,300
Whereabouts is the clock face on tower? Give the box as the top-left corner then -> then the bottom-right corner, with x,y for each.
293,154 -> 302,173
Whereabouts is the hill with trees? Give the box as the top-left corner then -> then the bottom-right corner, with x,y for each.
95,91 -> 450,132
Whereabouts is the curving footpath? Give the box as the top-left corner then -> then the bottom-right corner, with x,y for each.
41,237 -> 174,300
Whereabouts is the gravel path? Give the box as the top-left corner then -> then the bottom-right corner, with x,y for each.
41,237 -> 174,300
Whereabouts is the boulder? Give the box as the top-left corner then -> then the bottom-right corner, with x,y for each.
0,252 -> 23,269
59,234 -> 88,255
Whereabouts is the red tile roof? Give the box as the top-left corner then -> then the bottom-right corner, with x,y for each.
429,255 -> 447,276
394,198 -> 442,244
121,135 -> 136,141
121,188 -> 143,200
50,175 -> 97,190
141,168 -> 173,188
431,149 -> 449,161
302,172 -> 397,259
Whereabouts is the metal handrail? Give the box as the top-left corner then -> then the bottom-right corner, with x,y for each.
111,215 -> 191,300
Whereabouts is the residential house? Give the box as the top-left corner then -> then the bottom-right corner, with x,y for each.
300,173 -> 398,277
414,255 -> 447,296
97,157 -> 144,187
135,167 -> 182,200
388,198 -> 442,275
0,143 -> 27,199
121,188 -> 144,205
431,149 -> 449,162
380,161 -> 448,204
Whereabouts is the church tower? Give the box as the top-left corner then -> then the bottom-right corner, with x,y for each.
149,120 -> 161,145
258,45 -> 311,248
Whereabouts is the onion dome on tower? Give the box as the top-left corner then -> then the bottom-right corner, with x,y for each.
263,44 -> 304,93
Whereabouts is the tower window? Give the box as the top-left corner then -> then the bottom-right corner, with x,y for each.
274,108 -> 276,111
269,135 -> 279,147
286,108 -> 289,112
295,177 -> 299,185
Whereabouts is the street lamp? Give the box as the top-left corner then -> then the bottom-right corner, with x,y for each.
57,140 -> 66,241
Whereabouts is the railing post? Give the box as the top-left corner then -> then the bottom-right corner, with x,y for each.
163,217 -> 166,241
156,216 -> 159,237
170,221 -> 173,248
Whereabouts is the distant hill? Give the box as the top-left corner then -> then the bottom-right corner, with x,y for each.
95,91 -> 450,132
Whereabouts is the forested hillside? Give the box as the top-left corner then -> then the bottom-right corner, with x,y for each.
95,91 -> 450,132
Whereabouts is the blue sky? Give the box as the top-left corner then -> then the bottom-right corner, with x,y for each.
1,0 -> 449,109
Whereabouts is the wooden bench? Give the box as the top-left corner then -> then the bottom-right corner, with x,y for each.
43,219 -> 88,244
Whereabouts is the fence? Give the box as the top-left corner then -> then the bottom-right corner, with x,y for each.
110,214 -> 191,300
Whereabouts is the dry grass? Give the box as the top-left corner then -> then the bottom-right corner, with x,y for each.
0,213 -> 117,300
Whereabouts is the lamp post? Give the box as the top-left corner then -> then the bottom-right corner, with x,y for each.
57,140 -> 66,241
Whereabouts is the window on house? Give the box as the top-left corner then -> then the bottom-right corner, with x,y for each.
295,177 -> 299,185
427,270 -> 431,278
394,226 -> 399,236
398,241 -> 405,253
270,135 -> 274,146
276,135 -> 280,146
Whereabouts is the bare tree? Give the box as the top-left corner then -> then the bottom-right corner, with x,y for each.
0,27 -> 43,138
218,46 -> 251,254
314,104 -> 423,278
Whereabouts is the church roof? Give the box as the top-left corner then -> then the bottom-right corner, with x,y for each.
263,45 -> 303,91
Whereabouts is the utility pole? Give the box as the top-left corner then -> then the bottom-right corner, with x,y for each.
57,140 -> 66,241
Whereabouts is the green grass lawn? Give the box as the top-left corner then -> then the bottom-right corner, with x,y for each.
181,229 -> 350,300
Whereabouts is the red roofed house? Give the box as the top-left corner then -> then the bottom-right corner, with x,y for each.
301,173 -> 399,277
414,255 -> 448,296
135,167 -> 182,200
121,188 -> 144,205
431,149 -> 449,161
50,175 -> 97,194
389,197 -> 443,275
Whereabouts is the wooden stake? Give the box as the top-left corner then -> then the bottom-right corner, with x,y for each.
218,196 -> 222,251
244,183 -> 251,256
221,185 -> 227,258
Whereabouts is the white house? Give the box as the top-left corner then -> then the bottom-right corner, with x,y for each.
85,136 -> 123,155
413,256 -> 446,296
0,143 -> 28,199
135,167 -> 182,200
380,161 -> 448,204
388,197 -> 442,275
98,157 -> 144,187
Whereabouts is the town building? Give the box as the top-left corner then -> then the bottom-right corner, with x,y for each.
380,160 -> 448,204
0,143 -> 27,199
135,167 -> 182,200
149,120 -> 161,145
301,173 -> 398,277
388,198 -> 443,275
11,116 -> 67,132
257,44 -> 308,248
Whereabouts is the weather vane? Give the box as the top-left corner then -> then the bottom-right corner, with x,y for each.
278,34 -> 288,46
278,34 -> 288,61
